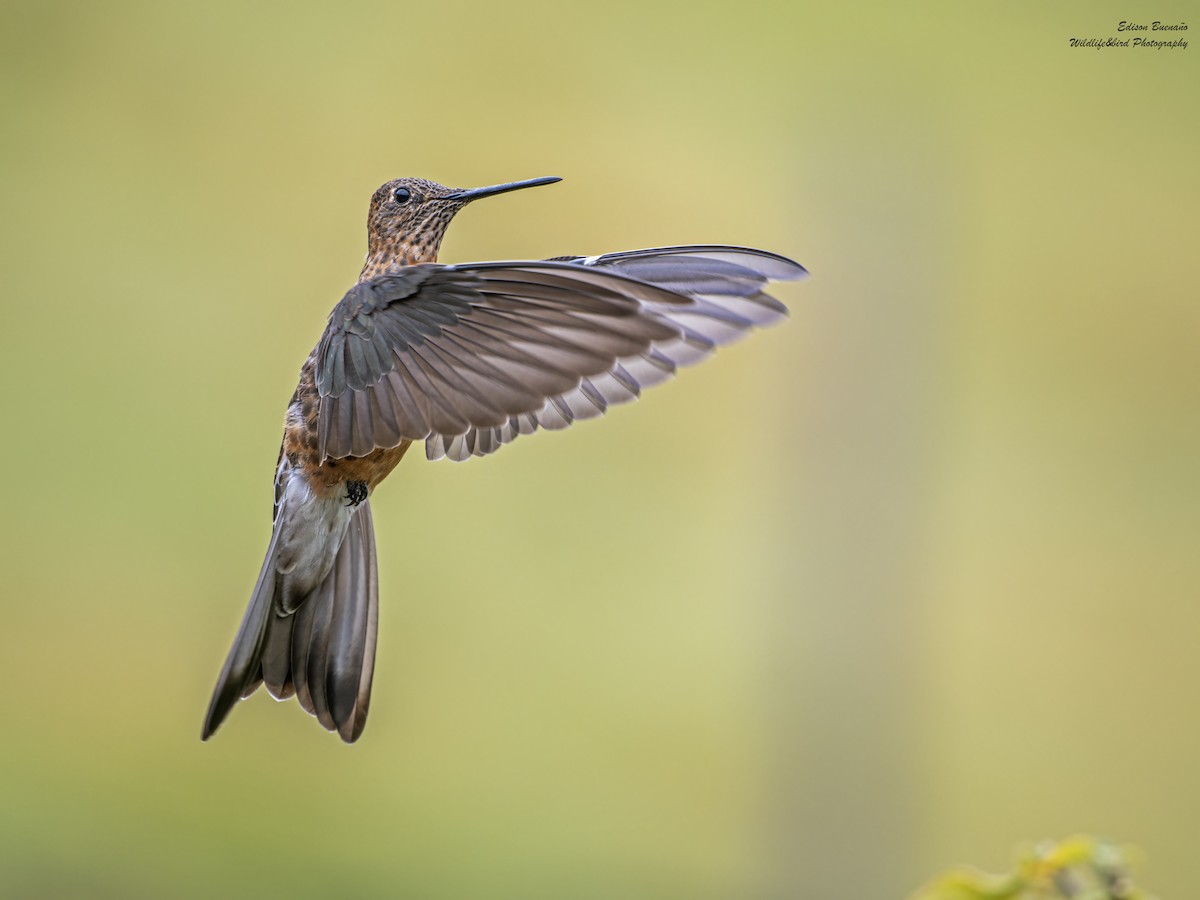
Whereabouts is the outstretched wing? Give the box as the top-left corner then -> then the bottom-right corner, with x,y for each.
313,246 -> 806,463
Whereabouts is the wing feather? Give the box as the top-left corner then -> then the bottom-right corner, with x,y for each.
309,248 -> 804,463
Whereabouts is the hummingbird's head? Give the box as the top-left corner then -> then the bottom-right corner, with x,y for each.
362,175 -> 561,277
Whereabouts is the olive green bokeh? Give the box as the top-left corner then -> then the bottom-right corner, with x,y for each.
1,2 -> 1196,898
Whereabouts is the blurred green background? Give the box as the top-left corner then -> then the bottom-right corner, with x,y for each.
1,1 -> 1196,897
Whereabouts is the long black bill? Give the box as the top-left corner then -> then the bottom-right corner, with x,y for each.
445,176 -> 561,202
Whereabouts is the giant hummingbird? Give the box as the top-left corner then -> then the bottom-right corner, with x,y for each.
202,175 -> 807,743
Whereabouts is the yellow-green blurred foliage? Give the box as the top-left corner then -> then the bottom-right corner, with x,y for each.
913,836 -> 1156,900
0,2 -> 1195,898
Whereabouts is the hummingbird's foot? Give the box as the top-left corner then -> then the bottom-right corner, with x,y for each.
345,480 -> 368,507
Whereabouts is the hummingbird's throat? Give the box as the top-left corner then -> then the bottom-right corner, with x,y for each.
359,236 -> 440,280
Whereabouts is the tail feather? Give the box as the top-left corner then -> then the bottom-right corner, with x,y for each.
202,497 -> 381,743
290,578 -> 319,716
296,500 -> 379,740
261,610 -> 296,699
327,501 -> 379,742
352,517 -> 380,740
303,563 -> 338,732
201,517 -> 283,740
240,673 -> 264,700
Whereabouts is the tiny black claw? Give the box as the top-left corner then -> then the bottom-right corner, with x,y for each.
346,480 -> 368,507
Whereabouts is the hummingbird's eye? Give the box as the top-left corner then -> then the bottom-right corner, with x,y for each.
392,187 -> 412,204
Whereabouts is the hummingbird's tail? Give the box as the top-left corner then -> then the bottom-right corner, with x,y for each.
202,495 -> 379,743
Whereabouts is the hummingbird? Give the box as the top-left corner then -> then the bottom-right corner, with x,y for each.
202,175 -> 806,743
